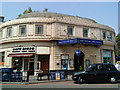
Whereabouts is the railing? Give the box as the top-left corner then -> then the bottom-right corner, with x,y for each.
0,70 -> 74,82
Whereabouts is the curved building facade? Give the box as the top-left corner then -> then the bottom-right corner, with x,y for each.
0,12 -> 116,75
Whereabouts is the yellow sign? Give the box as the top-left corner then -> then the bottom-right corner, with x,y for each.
56,72 -> 60,80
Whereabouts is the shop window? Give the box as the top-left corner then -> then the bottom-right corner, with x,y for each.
69,59 -> 74,68
13,57 -> 22,70
61,60 -> 68,70
19,25 -> 26,35
7,27 -> 12,37
35,25 -> 43,35
102,31 -> 106,40
103,50 -> 112,63
83,28 -> 89,37
67,26 -> 74,36
61,54 -> 69,70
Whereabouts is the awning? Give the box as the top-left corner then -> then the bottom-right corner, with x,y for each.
8,53 -> 34,57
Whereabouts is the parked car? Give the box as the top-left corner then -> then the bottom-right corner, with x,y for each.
72,63 -> 120,84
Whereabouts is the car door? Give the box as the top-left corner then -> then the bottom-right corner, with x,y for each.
95,64 -> 106,82
84,65 -> 97,82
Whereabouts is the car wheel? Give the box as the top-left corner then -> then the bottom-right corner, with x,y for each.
110,77 -> 117,83
78,77 -> 84,84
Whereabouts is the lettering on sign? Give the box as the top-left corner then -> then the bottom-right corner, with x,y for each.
12,47 -> 35,53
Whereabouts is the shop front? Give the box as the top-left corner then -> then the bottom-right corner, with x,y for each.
57,38 -> 103,71
8,47 -> 50,75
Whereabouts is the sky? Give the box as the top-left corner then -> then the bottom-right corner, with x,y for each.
0,2 -> 119,34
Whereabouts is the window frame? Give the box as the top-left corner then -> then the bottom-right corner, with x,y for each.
19,25 -> 26,36
102,31 -> 106,40
83,28 -> 89,37
67,26 -> 74,36
35,25 -> 43,35
110,33 -> 112,40
7,27 -> 12,37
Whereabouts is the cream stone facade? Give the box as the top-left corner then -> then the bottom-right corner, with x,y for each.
0,12 -> 116,75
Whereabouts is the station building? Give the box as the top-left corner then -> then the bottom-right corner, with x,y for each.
0,12 -> 116,75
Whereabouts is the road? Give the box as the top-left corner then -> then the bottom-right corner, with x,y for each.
1,81 -> 120,90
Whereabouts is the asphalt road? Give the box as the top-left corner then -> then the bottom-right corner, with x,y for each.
1,81 -> 120,90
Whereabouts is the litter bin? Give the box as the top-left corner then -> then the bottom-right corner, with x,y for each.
60,71 -> 65,80
50,72 -> 56,80
0,68 -> 12,82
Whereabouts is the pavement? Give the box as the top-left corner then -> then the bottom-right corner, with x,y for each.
1,75 -> 73,85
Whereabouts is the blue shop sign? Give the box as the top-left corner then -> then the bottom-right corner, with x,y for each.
57,38 -> 77,45
78,38 -> 103,45
57,38 -> 103,46
76,50 -> 81,55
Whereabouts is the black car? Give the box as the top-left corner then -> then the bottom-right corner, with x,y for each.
72,63 -> 120,84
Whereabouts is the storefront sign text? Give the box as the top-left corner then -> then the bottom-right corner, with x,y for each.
12,47 -> 35,53
57,38 -> 103,46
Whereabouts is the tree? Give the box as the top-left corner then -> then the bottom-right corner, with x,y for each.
116,33 -> 120,56
18,7 -> 49,18
23,7 -> 32,14
43,8 -> 48,12
18,7 -> 33,17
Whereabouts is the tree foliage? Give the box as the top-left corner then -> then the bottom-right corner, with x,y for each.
116,33 -> 120,56
18,7 -> 48,18
43,8 -> 48,12
18,7 -> 33,17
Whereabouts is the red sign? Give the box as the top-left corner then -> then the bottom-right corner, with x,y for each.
8,53 -> 33,57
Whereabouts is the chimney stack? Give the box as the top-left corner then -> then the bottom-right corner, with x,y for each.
0,16 -> 4,22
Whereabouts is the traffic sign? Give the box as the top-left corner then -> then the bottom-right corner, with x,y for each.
76,50 -> 81,55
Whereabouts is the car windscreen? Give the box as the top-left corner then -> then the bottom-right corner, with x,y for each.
87,64 -> 96,71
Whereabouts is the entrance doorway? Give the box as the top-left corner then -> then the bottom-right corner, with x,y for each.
23,57 -> 34,75
38,55 -> 49,74
29,62 -> 34,75
74,51 -> 85,71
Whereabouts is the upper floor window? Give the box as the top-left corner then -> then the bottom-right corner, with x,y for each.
83,28 -> 89,37
67,26 -> 74,36
102,31 -> 106,40
19,25 -> 26,35
35,25 -> 43,35
0,29 -> 2,38
7,27 -> 12,37
110,33 -> 112,40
